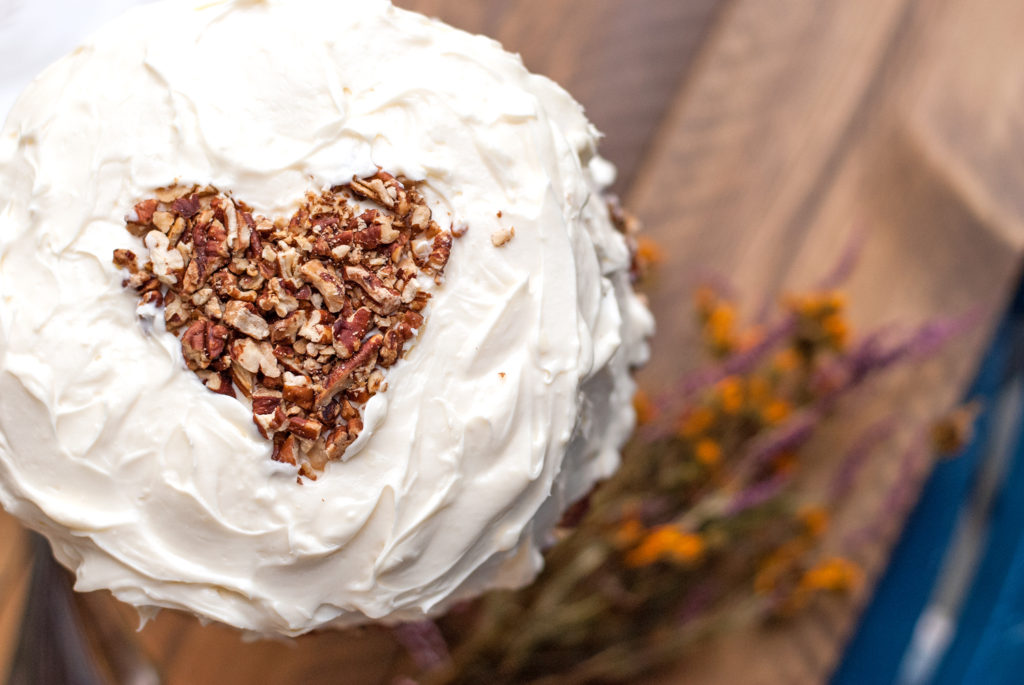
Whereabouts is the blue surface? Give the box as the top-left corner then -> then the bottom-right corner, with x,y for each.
834,285 -> 1024,685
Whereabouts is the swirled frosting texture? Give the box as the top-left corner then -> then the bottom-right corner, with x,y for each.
0,0 -> 652,634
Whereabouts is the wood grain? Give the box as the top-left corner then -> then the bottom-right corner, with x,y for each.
634,0 -> 1024,682
393,0 -> 727,192
0,512 -> 30,682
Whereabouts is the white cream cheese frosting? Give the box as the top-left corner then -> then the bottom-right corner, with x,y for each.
0,0 -> 653,635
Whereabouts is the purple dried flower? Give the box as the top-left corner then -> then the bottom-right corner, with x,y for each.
829,419 -> 897,500
842,431 -> 930,552
726,474 -> 791,516
816,229 -> 864,291
393,620 -> 450,672
742,410 -> 820,472
676,579 -> 720,626
844,312 -> 980,386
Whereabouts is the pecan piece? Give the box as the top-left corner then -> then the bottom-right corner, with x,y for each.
283,374 -> 315,411
380,312 -> 422,367
324,425 -> 355,461
200,370 -> 235,397
349,175 -> 397,209
332,307 -> 372,359
299,260 -> 347,313
152,211 -> 175,234
315,334 -> 383,408
145,230 -> 185,285
491,227 -> 515,247
171,194 -> 200,218
270,309 -> 308,344
231,364 -> 255,398
343,264 -> 401,313
298,309 -> 333,345
287,416 -> 323,441
223,300 -> 270,340
113,249 -> 138,273
426,232 -> 453,273
133,199 -> 159,225
163,292 -> 190,332
181,319 -> 229,370
252,389 -> 287,438
230,338 -> 281,377
272,433 -> 298,466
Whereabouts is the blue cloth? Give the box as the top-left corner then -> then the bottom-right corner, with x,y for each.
834,285 -> 1024,685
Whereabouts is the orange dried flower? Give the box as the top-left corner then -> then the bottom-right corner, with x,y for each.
635,236 -> 665,267
800,557 -> 863,593
773,348 -> 800,373
678,406 -> 714,439
633,390 -> 657,426
706,303 -> 737,351
747,375 -> 772,406
694,438 -> 722,466
694,286 -> 718,317
614,518 -> 645,548
798,505 -> 829,538
716,376 -> 744,414
625,526 -> 705,567
823,313 -> 849,349
761,399 -> 792,425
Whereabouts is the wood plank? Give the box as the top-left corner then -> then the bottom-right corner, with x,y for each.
630,0 -> 917,391
633,0 -> 1024,681
394,0 -> 726,191
0,512 -> 29,682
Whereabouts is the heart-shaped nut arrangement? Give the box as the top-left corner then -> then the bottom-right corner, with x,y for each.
113,172 -> 458,479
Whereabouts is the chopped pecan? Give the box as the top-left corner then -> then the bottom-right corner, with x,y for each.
343,264 -> 401,313
154,185 -> 191,203
380,312 -> 421,367
152,211 -> 175,234
315,334 -> 383,408
229,338 -> 280,377
332,307 -> 372,359
163,293 -> 190,331
407,203 -> 431,232
298,309 -> 333,344
115,174 -> 460,474
113,249 -> 138,273
300,260 -> 347,313
349,175 -> 397,209
324,425 -> 355,461
201,370 -> 235,397
139,290 -> 164,308
491,227 -> 515,247
231,364 -> 255,398
133,199 -> 159,225
223,300 -> 270,340
287,416 -> 323,441
270,309 -> 308,344
273,433 -> 298,466
427,232 -> 453,274
171,194 -> 200,218
211,270 -> 257,303
181,319 -> 229,370
145,230 -> 185,285
283,374 -> 315,411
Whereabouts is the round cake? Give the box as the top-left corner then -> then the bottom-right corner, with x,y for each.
0,0 -> 652,635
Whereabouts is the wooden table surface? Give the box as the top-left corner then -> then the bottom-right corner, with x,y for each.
4,0 -> 1024,683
